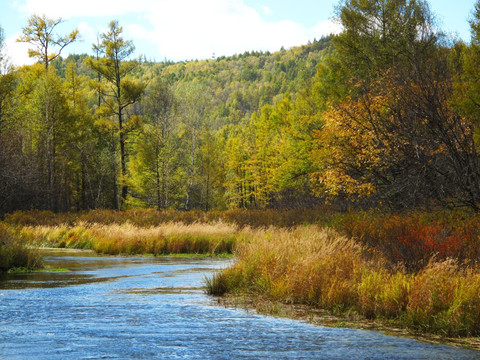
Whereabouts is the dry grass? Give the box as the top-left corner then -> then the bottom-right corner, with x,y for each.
20,221 -> 241,256
0,222 -> 42,272
207,225 -> 480,337
9,209 -> 480,336
4,208 -> 331,228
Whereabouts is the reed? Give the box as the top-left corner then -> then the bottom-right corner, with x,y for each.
4,208 -> 331,228
9,209 -> 480,270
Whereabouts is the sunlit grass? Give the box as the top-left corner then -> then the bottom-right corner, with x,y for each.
0,222 -> 42,272
20,221 -> 242,256
207,225 -> 480,337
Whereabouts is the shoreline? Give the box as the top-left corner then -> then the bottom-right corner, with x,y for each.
212,294 -> 480,352
37,246 -> 233,258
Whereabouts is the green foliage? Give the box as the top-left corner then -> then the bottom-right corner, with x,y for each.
86,20 -> 145,209
1,29 -> 335,213
5,1 -> 480,213
17,14 -> 79,70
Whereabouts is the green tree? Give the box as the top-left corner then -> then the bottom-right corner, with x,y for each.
15,15 -> 79,211
129,78 -> 179,209
0,26 -> 16,135
198,126 -> 224,210
64,60 -> 105,210
0,25 -> 20,214
176,81 -> 213,209
87,20 -> 145,209
451,1 -> 480,127
17,14 -> 78,70
223,125 -> 256,208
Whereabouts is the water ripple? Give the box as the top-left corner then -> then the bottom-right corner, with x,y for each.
0,251 -> 478,359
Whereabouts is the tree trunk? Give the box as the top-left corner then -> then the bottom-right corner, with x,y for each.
118,105 -> 128,207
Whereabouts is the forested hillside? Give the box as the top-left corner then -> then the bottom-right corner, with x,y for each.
2,0 -> 480,215
0,17 -> 332,214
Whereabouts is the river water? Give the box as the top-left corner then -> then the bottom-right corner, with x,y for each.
1,250 -> 479,360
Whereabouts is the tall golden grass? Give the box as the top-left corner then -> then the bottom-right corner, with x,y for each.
20,221 -> 241,256
0,222 -> 42,271
207,225 -> 480,337
8,209 -> 480,270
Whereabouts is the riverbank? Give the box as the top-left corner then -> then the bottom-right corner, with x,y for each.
206,225 -> 480,339
213,293 -> 480,352
5,208 -> 480,340
0,222 -> 42,272
18,221 -> 240,256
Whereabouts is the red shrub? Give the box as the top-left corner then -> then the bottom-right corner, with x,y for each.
340,212 -> 480,272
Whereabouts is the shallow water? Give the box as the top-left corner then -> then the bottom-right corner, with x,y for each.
0,250 -> 479,360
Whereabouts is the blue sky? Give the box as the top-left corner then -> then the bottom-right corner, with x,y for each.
1,0 -> 477,66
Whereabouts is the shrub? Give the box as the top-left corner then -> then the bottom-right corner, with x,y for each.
338,211 -> 480,271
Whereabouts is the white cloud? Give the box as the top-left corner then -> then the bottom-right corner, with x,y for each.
15,0 -> 154,18
11,0 -> 342,64
309,18 -> 343,38
136,0 -> 316,60
124,23 -> 151,41
78,22 -> 95,41
260,5 -> 272,16
5,34 -> 35,67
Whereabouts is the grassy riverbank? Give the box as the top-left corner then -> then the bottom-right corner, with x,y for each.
0,222 -> 42,272
206,224 -> 480,338
2,208 -> 327,257
18,221 -> 240,256
6,208 -> 480,338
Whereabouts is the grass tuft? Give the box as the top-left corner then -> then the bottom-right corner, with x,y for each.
0,222 -> 42,272
19,221 -> 241,256
204,272 -> 229,296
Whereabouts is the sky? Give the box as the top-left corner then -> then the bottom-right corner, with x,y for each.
1,0 -> 477,66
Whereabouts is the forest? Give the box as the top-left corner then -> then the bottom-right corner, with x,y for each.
1,0 -> 479,216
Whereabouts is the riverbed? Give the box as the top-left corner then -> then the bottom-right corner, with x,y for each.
0,250 -> 479,359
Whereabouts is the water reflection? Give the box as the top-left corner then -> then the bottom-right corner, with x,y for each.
0,249 -> 479,360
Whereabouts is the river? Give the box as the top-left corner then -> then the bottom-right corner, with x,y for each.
0,250 -> 479,359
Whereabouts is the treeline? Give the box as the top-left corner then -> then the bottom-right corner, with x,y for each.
2,0 -> 480,215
